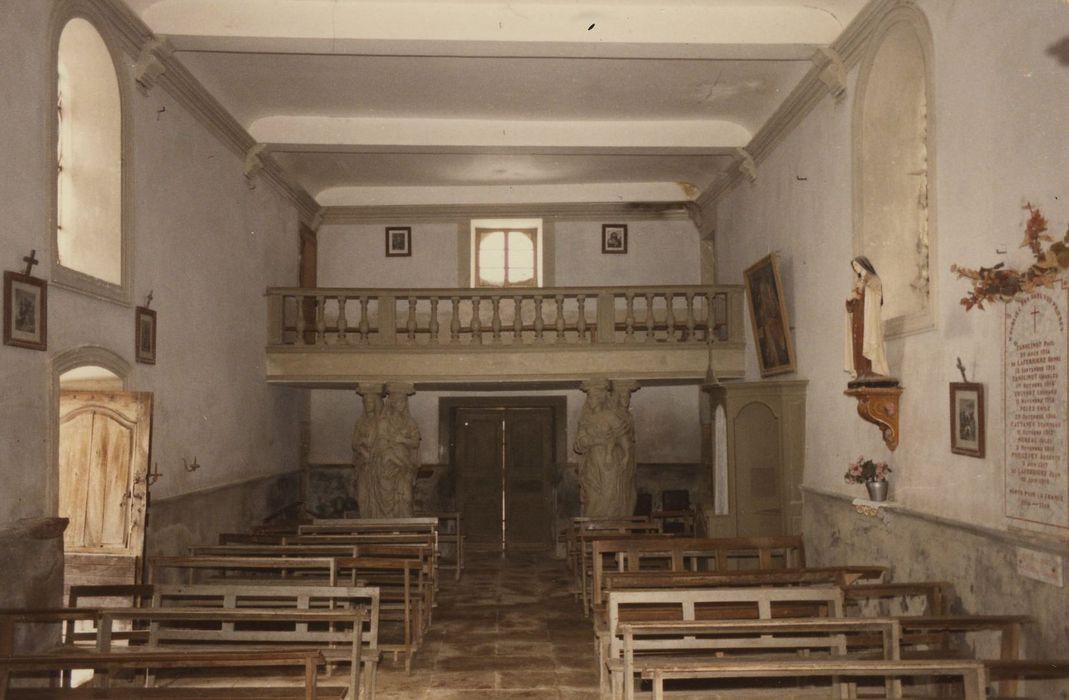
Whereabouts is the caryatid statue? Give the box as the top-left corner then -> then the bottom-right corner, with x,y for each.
573,379 -> 637,517
844,256 -> 897,387
365,382 -> 421,518
611,379 -> 640,518
351,383 -> 383,518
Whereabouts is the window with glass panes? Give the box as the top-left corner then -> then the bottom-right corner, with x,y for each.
474,228 -> 538,288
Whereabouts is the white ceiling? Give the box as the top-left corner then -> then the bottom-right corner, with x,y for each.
123,0 -> 868,207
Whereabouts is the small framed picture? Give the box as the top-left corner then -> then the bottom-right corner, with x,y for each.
135,306 -> 157,365
950,382 -> 984,457
385,227 -> 412,257
3,271 -> 47,351
602,224 -> 628,254
743,253 -> 796,377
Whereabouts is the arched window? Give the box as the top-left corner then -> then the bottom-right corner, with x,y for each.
853,7 -> 935,337
54,16 -> 126,297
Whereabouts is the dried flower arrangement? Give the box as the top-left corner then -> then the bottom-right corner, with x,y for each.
844,456 -> 891,485
951,204 -> 1069,310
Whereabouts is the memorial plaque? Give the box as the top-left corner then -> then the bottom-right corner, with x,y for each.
1005,282 -> 1069,530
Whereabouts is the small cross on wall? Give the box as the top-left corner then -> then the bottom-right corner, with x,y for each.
22,250 -> 39,276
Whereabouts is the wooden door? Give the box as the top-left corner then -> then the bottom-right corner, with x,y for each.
733,402 -> 783,536
455,409 -> 505,549
453,406 -> 554,551
59,391 -> 152,585
505,408 -> 553,549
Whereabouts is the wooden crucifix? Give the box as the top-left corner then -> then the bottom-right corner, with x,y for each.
22,250 -> 39,277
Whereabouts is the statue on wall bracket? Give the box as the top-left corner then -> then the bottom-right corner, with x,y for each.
844,256 -> 902,451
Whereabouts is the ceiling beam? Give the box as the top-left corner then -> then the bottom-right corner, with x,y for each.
315,183 -> 700,207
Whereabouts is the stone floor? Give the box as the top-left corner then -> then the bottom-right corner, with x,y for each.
374,549 -> 600,699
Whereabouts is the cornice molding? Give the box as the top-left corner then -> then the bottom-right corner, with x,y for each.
322,201 -> 694,226
95,0 -> 322,226
704,0 -> 900,204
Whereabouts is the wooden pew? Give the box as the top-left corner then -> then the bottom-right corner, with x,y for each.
149,557 -> 340,586
616,617 -> 903,700
0,648 -> 340,700
573,524 -> 664,612
641,657 -> 989,700
599,586 -> 844,696
417,512 -> 463,582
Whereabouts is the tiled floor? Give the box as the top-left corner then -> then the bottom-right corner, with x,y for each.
374,549 -> 600,699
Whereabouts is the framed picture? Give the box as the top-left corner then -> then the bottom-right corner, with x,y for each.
950,382 -> 985,457
385,227 -> 412,257
602,224 -> 628,254
135,306 -> 157,365
3,271 -> 47,351
743,253 -> 796,377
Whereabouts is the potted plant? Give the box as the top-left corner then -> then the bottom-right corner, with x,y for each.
844,456 -> 892,502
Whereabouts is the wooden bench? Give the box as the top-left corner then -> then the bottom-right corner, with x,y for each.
149,557 -> 341,586
0,649 -> 341,700
641,657 -> 989,700
616,617 -> 903,700
417,512 -> 463,582
600,585 -> 844,697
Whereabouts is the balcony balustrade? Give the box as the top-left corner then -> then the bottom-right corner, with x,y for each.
265,285 -> 746,385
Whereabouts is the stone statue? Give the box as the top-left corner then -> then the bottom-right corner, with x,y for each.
364,382 -> 421,518
844,256 -> 896,386
351,383 -> 383,518
573,379 -> 636,517
610,380 -> 639,517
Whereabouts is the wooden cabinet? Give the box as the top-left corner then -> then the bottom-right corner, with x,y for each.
703,381 -> 806,538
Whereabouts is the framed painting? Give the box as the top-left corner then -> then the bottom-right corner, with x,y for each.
3,271 -> 47,351
386,226 -> 412,257
743,253 -> 796,377
602,224 -> 628,254
135,306 -> 157,365
950,382 -> 984,457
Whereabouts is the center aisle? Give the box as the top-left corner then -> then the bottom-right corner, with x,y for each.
376,550 -> 599,699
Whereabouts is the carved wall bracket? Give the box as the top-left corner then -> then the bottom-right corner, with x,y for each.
845,385 -> 903,451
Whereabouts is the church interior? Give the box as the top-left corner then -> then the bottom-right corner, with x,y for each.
3,0 -> 1069,697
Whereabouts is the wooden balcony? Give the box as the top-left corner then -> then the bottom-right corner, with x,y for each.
265,285 -> 746,387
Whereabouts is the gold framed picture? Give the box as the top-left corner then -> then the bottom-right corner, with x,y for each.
743,253 -> 796,377
950,382 -> 985,458
135,306 -> 157,365
3,271 -> 47,351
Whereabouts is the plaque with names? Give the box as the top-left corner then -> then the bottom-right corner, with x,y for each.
1005,282 -> 1069,530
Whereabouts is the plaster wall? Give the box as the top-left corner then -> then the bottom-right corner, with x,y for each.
0,0 -> 303,558
716,0 -> 1069,535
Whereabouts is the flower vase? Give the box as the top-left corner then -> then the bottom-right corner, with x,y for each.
866,481 -> 888,502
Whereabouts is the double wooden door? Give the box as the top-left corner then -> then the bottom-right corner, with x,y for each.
454,407 -> 554,551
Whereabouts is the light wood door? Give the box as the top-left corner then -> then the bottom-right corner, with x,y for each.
454,407 -> 554,551
734,402 -> 783,536
59,391 -> 152,584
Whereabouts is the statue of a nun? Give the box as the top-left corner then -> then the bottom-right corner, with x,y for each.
844,256 -> 897,387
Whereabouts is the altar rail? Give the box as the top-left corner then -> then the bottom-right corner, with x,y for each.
266,285 -> 744,348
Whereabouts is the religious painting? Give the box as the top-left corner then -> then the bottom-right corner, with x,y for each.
3,271 -> 47,351
950,382 -> 984,457
743,253 -> 796,377
135,306 -> 156,365
385,226 -> 412,257
602,224 -> 628,254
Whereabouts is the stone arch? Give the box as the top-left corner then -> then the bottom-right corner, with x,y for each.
852,3 -> 936,338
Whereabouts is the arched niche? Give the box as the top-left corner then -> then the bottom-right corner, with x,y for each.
852,5 -> 936,338
49,3 -> 131,303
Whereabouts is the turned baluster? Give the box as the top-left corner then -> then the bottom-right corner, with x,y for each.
645,293 -> 655,341
685,292 -> 696,341
295,295 -> 307,346
406,297 -> 418,343
576,295 -> 587,342
534,296 -> 545,343
625,293 -> 636,343
316,295 -> 327,344
450,297 -> 461,344
429,297 -> 440,345
555,295 -> 566,343
358,296 -> 370,344
336,296 -> 348,344
471,297 -> 483,345
665,292 -> 677,342
513,297 -> 524,343
491,296 -> 502,344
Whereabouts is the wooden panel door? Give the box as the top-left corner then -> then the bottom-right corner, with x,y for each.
733,402 -> 783,537
455,409 -> 504,549
505,408 -> 553,549
59,391 -> 152,584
